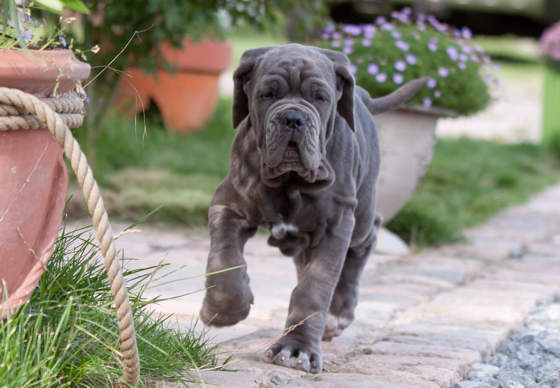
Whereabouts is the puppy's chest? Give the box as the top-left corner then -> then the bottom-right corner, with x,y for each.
259,190 -> 338,254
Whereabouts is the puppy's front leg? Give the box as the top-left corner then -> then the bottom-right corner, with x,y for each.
200,205 -> 256,327
264,209 -> 355,373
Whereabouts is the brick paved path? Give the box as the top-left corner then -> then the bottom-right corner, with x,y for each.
90,183 -> 560,387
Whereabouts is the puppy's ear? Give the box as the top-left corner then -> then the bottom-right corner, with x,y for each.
233,46 -> 275,129
318,48 -> 355,131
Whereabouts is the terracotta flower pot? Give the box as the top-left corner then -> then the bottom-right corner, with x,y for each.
116,38 -> 232,133
0,49 -> 90,318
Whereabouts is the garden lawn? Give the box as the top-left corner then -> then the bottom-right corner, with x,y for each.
387,138 -> 560,247
76,98 -> 560,247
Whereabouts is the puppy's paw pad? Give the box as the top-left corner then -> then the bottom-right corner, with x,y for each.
264,341 -> 322,373
200,295 -> 252,327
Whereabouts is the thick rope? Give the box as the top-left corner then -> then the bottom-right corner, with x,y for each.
0,88 -> 140,386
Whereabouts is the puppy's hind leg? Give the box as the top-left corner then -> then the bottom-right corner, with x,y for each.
323,213 -> 382,340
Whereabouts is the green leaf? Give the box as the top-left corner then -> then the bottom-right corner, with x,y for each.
61,0 -> 90,14
33,0 -> 64,14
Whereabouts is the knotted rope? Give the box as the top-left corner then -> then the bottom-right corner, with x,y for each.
0,87 -> 140,386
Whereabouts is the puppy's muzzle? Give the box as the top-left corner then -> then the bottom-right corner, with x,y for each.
264,103 -> 321,174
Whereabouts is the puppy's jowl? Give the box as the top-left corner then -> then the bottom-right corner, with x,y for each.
200,44 -> 424,373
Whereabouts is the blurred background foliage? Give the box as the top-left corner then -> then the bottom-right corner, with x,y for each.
59,0 -> 560,248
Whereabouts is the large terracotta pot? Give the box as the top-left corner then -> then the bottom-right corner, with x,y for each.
0,49 -> 90,318
116,38 -> 232,133
374,105 -> 455,223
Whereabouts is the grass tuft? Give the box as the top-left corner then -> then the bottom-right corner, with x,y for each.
0,224 -> 224,387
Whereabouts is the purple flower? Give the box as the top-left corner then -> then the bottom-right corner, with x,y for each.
461,45 -> 473,54
458,62 -> 467,70
23,30 -> 32,43
362,39 -> 371,47
438,67 -> 449,77
332,32 -> 341,40
343,24 -> 362,36
428,42 -> 438,52
356,57 -> 364,64
391,31 -> 401,40
446,46 -> 459,61
474,44 -> 484,53
426,78 -> 437,88
349,64 -> 357,75
376,16 -> 387,25
321,33 -> 330,40
395,40 -> 410,51
393,73 -> 404,84
375,73 -> 388,83
381,22 -> 394,31
344,38 -> 354,46
422,97 -> 432,108
470,54 -> 480,63
367,63 -> 379,75
332,41 -> 341,48
343,47 -> 353,55
364,25 -> 376,39
461,26 -> 472,40
459,53 -> 468,62
434,90 -> 441,98
405,54 -> 417,65
394,60 -> 407,71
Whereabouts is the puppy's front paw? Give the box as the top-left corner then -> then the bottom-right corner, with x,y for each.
200,286 -> 253,327
264,335 -> 322,373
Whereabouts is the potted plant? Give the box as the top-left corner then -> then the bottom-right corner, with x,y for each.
539,21 -> 560,149
0,0 -> 90,316
115,38 -> 232,133
318,8 -> 497,222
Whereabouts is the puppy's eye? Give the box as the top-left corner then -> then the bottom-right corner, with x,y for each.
260,90 -> 275,100
313,94 -> 328,103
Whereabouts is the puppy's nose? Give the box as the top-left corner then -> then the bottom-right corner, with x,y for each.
282,110 -> 306,131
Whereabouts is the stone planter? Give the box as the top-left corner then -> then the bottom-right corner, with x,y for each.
116,38 -> 232,133
0,49 -> 90,317
374,105 -> 455,223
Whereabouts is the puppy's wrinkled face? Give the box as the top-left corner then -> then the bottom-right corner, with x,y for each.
248,47 -> 338,186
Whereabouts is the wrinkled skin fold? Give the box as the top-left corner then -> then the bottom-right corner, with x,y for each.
199,44 -> 425,373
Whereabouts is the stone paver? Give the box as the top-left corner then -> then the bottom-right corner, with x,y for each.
71,184 -> 560,387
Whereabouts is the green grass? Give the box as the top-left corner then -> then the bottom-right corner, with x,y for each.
387,138 -> 560,247
228,27 -> 287,70
0,224 -> 225,387
73,98 -> 235,223
473,36 -> 539,64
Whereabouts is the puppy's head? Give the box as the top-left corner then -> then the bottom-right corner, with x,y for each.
232,44 -> 355,188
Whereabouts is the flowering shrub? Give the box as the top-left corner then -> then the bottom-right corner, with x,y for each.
0,0 -> 88,50
317,8 -> 497,116
540,21 -> 560,70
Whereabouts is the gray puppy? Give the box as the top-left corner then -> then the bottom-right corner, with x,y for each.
200,44 -> 424,373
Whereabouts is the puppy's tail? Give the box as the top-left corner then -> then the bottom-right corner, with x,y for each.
360,77 -> 427,115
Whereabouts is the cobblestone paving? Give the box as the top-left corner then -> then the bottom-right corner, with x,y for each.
76,184 -> 560,387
